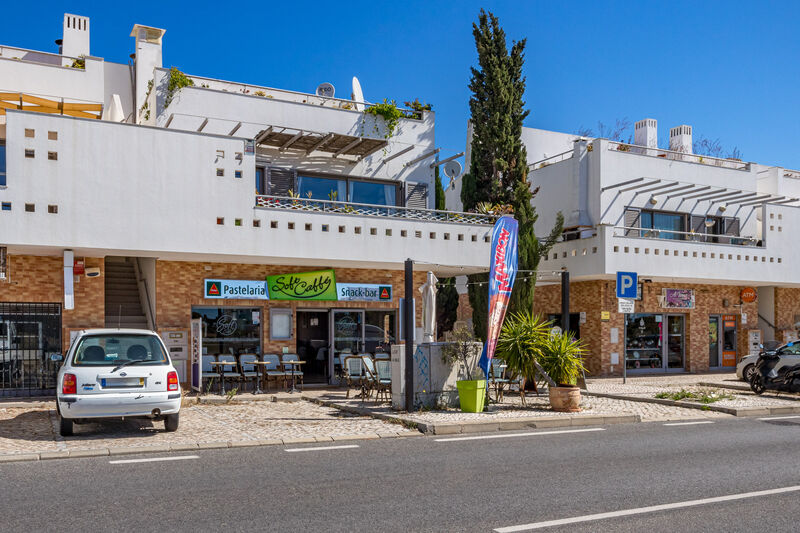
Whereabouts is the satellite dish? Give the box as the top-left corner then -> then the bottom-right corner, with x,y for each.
351,76 -> 365,111
443,160 -> 462,180
316,82 -> 335,98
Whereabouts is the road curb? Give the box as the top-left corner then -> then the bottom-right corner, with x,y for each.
584,391 -> 800,417
307,395 -> 641,435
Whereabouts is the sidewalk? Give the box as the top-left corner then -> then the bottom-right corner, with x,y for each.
0,395 -> 419,462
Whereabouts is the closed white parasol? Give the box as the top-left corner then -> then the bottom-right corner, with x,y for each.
419,271 -> 438,343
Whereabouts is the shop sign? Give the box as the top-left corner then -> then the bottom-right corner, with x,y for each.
73,258 -> 85,276
337,283 -> 392,302
618,298 -> 635,314
204,279 -> 268,300
267,269 -> 338,300
740,287 -> 757,303
600,311 -> 611,321
662,288 -> 695,309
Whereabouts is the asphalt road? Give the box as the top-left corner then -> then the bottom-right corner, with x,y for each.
2,417 -> 800,532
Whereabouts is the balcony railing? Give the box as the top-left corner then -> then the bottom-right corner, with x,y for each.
255,195 -> 497,225
607,141 -> 750,171
530,149 -> 574,170
613,225 -> 761,247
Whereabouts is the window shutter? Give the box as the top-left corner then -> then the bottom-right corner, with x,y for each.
690,215 -> 706,242
405,182 -> 429,209
624,208 -> 641,237
267,167 -> 296,196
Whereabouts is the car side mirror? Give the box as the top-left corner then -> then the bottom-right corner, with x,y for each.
50,353 -> 63,362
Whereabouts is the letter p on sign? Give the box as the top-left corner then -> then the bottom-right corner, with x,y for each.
616,271 -> 638,299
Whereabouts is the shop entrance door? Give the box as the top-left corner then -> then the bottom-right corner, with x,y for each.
330,310 -> 364,380
296,310 -> 329,383
625,313 -> 685,372
709,316 -> 722,368
665,314 -> 685,370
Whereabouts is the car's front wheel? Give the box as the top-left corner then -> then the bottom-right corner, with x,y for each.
164,413 -> 179,432
59,413 -> 74,437
742,364 -> 756,383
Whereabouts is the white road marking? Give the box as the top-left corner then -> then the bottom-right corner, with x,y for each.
285,444 -> 360,453
758,415 -> 800,421
434,428 -> 605,443
109,455 -> 199,465
494,485 -> 800,532
663,421 -> 715,426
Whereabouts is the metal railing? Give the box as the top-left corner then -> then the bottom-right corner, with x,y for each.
255,195 -> 497,225
613,225 -> 761,246
529,150 -> 574,170
607,141 -> 750,171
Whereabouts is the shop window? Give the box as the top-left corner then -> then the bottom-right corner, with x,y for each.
192,307 -> 262,355
270,308 -> 293,340
365,310 -> 396,353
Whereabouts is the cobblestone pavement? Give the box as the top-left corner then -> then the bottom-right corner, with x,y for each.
0,399 -> 410,456
317,389 -> 730,424
587,372 -> 800,409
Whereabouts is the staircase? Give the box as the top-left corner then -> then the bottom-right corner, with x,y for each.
104,257 -> 149,329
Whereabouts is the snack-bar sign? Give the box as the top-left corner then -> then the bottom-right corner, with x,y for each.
204,279 -> 268,300
337,283 -> 392,302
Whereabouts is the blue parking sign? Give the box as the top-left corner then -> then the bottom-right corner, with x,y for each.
616,271 -> 638,299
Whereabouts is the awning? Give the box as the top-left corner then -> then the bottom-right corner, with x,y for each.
253,126 -> 387,160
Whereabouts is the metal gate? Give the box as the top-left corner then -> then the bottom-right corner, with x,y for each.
0,303 -> 62,397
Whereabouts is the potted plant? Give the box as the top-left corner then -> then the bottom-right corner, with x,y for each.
539,332 -> 587,412
441,325 -> 485,412
496,312 -> 549,387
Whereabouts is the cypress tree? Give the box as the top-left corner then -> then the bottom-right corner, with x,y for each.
461,10 -> 563,340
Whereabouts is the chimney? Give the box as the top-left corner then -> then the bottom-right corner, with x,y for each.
130,24 -> 166,124
61,14 -> 90,64
669,125 -> 693,154
634,119 -> 657,148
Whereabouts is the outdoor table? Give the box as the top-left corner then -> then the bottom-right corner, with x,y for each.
250,361 -> 271,394
210,360 -> 237,395
282,360 -> 306,393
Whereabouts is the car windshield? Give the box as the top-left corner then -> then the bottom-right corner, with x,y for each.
72,334 -> 168,366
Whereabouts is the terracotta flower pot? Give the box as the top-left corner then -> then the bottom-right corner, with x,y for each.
548,385 -> 581,412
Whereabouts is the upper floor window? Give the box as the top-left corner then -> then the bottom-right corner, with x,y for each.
298,175 -> 347,202
0,141 -> 6,187
625,208 -> 740,242
297,174 -> 399,206
256,167 -> 266,195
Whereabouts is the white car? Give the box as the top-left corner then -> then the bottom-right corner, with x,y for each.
55,329 -> 181,436
736,342 -> 800,382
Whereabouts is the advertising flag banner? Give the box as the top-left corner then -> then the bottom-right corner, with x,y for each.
479,216 -> 519,379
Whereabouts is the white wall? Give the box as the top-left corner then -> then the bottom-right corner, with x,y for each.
0,111 -> 490,273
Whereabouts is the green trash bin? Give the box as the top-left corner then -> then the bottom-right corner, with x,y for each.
456,379 -> 487,413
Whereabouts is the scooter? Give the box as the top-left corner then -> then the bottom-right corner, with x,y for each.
750,343 -> 800,395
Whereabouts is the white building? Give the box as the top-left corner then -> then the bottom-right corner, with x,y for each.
0,13 -> 493,395
448,118 -> 800,376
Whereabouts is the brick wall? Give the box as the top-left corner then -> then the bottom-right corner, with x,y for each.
155,261 -> 426,353
774,288 -> 800,342
534,280 -> 759,376
0,255 -> 105,351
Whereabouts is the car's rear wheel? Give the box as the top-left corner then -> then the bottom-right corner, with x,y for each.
164,413 -> 179,432
59,413 -> 74,437
743,364 -> 756,383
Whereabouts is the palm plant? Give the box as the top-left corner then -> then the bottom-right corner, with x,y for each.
495,312 -> 550,381
539,333 -> 587,386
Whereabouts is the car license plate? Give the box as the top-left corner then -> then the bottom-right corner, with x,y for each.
101,377 -> 145,388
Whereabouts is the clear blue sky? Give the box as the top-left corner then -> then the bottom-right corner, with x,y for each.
5,1 -> 800,174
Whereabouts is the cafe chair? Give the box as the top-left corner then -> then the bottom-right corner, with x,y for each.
490,359 -> 510,403
360,355 -> 379,402
374,359 -> 392,403
343,356 -> 364,399
201,354 -> 219,393
262,354 -> 286,392
239,354 -> 259,393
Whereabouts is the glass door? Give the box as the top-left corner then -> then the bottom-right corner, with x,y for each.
330,310 -> 364,379
666,315 -> 685,370
625,314 -> 664,371
709,316 -> 721,367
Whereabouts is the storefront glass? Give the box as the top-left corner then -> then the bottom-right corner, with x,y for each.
191,307 -> 261,356
364,310 -> 396,353
625,313 -> 685,371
